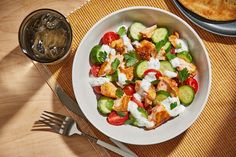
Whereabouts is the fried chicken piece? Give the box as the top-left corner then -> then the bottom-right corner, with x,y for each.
101,82 -> 118,98
157,47 -> 166,60
110,38 -> 125,53
168,32 -> 179,48
147,104 -> 171,129
175,58 -> 197,76
144,85 -> 156,106
112,95 -> 131,112
140,25 -> 157,38
158,76 -> 179,96
98,54 -> 124,76
136,40 -> 156,60
119,66 -> 134,81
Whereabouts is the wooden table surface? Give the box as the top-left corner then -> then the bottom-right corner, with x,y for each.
0,0 -> 106,157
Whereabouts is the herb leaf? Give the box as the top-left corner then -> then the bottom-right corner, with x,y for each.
176,43 -> 182,49
111,58 -> 120,70
115,88 -> 124,98
151,80 -> 160,85
98,51 -> 107,63
117,111 -> 126,117
137,107 -> 148,118
124,51 -> 139,67
156,40 -> 166,52
170,102 -> 177,110
117,26 -> 126,36
166,52 -> 176,61
125,114 -> 136,124
178,68 -> 189,82
125,80 -> 135,85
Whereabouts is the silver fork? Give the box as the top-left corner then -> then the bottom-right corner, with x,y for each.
37,111 -> 137,157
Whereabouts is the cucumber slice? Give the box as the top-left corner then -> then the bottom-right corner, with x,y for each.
151,28 -> 168,44
159,61 -> 175,74
177,51 -> 193,63
178,85 -> 195,106
128,22 -> 146,41
153,90 -> 171,105
162,41 -> 171,52
135,60 -> 148,78
90,45 -> 107,65
97,96 -> 114,115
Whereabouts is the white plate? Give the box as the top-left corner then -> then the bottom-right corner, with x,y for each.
72,7 -> 211,145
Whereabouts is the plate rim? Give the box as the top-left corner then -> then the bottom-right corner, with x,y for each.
173,0 -> 236,37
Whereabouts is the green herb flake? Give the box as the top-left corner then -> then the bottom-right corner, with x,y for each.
178,68 -> 190,82
125,114 -> 136,124
117,26 -> 126,36
166,52 -> 176,61
117,111 -> 126,117
98,51 -> 107,63
125,80 -> 135,85
137,107 -> 148,118
156,40 -> 166,52
151,80 -> 160,85
115,88 -> 124,98
170,102 -> 177,110
124,51 -> 139,67
111,58 -> 120,70
176,43 -> 182,49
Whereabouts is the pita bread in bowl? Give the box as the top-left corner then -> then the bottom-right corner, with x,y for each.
178,0 -> 236,21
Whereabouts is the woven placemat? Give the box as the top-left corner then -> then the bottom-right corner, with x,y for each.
46,0 -> 236,156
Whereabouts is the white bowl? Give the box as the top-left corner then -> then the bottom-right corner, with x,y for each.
72,7 -> 211,145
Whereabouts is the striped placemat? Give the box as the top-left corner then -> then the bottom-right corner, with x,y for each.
46,0 -> 236,156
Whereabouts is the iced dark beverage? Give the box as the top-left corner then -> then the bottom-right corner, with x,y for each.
19,9 -> 72,64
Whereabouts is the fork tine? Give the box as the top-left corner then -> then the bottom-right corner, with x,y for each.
42,113 -> 64,124
44,111 -> 67,120
40,116 -> 63,128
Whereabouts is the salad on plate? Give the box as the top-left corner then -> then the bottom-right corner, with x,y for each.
88,22 -> 198,130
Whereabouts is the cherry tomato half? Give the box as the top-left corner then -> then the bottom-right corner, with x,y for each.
123,84 -> 135,96
93,86 -> 101,94
131,96 -> 144,108
90,65 -> 100,77
143,69 -> 162,79
184,77 -> 198,93
107,111 -> 129,126
101,32 -> 120,45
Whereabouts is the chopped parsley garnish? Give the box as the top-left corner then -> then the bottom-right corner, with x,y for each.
151,80 -> 160,85
178,68 -> 190,82
124,51 -> 139,67
176,43 -> 182,49
111,58 -> 120,70
117,26 -> 126,36
166,52 -> 176,60
137,107 -> 148,118
155,40 -> 166,52
125,80 -> 135,84
98,51 -> 107,63
117,111 -> 126,117
170,102 -> 177,110
115,88 -> 124,98
125,114 -> 136,124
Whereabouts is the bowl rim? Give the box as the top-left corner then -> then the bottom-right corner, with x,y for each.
72,6 -> 212,145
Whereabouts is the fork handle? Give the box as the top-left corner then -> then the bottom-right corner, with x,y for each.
96,140 -> 136,157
